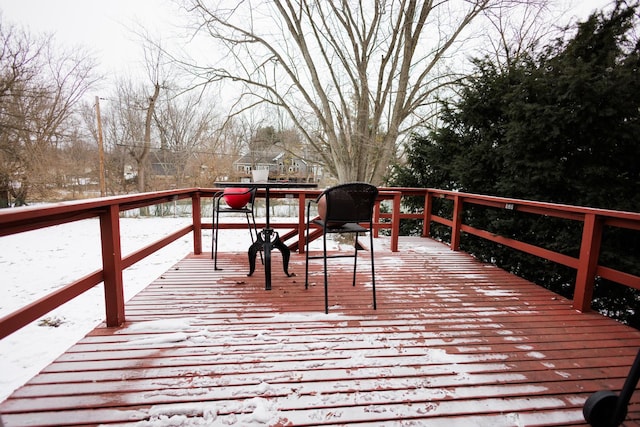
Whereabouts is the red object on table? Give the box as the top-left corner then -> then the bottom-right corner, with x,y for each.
223,188 -> 251,209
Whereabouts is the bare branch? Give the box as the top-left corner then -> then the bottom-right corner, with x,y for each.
179,0 -> 545,183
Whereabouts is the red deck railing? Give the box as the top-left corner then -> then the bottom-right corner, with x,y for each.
0,187 -> 638,340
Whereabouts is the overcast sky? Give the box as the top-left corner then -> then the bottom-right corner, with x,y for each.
0,0 -> 615,87
0,0 -> 185,76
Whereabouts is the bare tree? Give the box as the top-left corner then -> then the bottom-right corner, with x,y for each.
481,0 -> 562,66
178,0 -> 540,184
106,78 -> 161,193
153,91 -> 217,186
199,116 -> 251,183
58,124 -> 98,199
106,40 -> 171,193
139,81 -> 161,192
0,19 -> 98,205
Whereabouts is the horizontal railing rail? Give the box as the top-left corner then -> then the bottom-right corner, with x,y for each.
0,187 -> 400,339
0,189 -> 205,339
384,187 -> 640,312
1,186 -> 638,340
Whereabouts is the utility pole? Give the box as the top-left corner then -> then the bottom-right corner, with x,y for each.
95,96 -> 106,196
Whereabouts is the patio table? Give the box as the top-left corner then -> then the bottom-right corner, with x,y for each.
215,181 -> 318,290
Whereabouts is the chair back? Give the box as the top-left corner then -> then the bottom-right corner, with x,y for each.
247,187 -> 258,205
319,182 -> 378,224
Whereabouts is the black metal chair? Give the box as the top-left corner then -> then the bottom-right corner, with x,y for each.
212,187 -> 262,270
304,182 -> 378,313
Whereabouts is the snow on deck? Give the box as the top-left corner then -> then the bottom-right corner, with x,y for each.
1,237 -> 640,426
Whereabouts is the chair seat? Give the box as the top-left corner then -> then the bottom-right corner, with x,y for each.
312,219 -> 368,233
218,206 -> 253,214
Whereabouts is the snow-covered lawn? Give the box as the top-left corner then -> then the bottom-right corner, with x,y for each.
1,214 -> 596,427
0,211 -> 339,404
1,216 -> 211,402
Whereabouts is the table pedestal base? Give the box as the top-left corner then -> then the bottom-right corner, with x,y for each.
248,229 -> 292,289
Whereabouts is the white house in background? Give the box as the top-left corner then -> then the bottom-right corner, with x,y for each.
233,150 -> 322,183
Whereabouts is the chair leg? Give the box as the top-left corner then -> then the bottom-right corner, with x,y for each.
213,206 -> 221,270
352,232 -> 359,287
323,230 -> 329,314
370,230 -> 376,310
305,206 -> 311,289
254,214 -> 264,265
211,199 -> 216,259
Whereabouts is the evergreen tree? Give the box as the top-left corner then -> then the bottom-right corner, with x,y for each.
390,1 -> 640,327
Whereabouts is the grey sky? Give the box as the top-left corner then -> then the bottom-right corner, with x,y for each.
0,0 -> 615,83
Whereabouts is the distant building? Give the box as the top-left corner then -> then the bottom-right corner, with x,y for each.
233,150 -> 321,182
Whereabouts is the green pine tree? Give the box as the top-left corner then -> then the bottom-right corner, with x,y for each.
390,1 -> 640,328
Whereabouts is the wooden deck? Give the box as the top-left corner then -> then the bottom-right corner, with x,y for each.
2,237 -> 640,426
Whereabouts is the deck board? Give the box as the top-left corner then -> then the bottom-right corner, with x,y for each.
2,237 -> 640,426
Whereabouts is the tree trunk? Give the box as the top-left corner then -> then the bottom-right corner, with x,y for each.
137,83 -> 161,194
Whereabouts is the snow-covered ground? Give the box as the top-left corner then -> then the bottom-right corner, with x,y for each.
0,208 -> 338,404
0,216 -> 205,402
0,209 -> 358,426
1,212 -> 591,427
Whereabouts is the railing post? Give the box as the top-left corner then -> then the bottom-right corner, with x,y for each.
390,192 -> 400,252
423,192 -> 432,237
451,195 -> 463,251
373,200 -> 381,238
99,204 -> 125,327
573,213 -> 603,312
298,193 -> 307,253
192,193 -> 202,255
